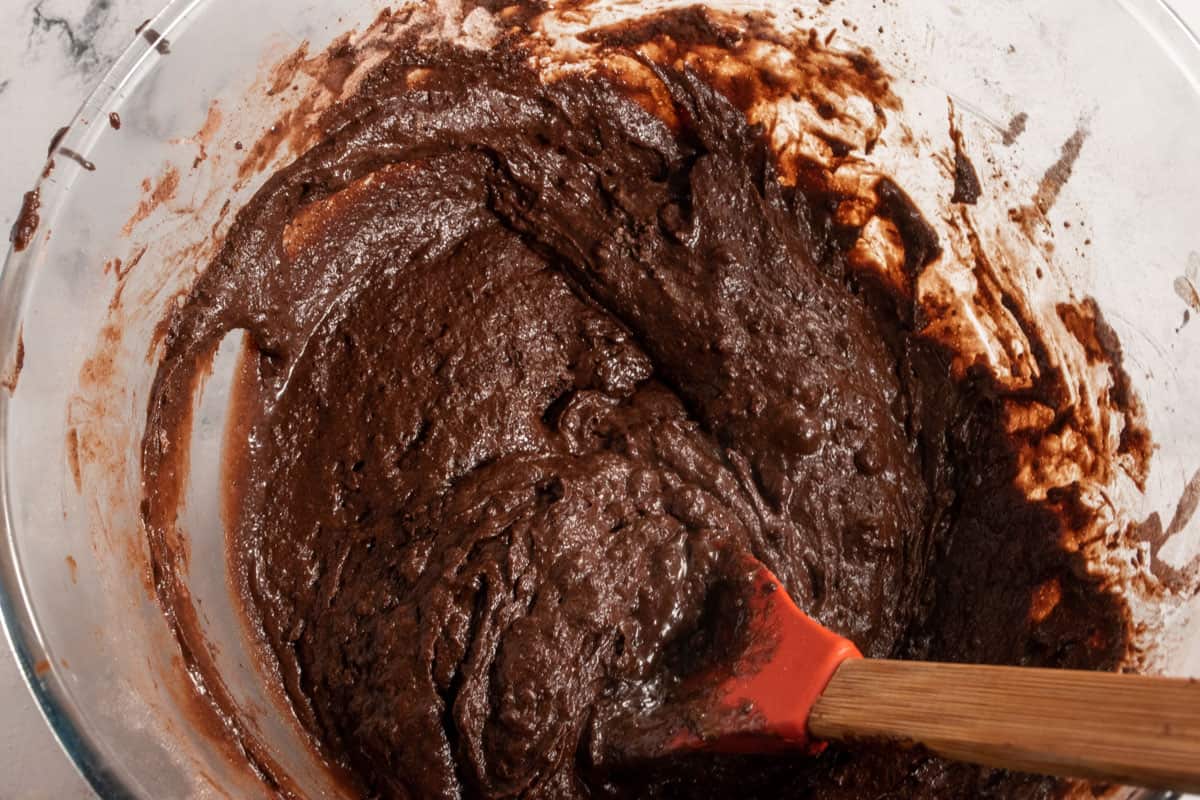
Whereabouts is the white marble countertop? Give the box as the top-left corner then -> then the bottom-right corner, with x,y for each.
2,1 -> 1199,798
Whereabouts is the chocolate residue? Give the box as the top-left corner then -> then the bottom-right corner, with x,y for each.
1176,253 -> 1200,314
1001,112 -> 1028,146
951,142 -> 981,204
1033,127 -> 1087,214
143,27 -> 171,55
65,427 -> 82,493
65,555 -> 79,584
1,327 -> 24,394
59,148 -> 97,172
264,36 -> 359,99
948,107 -> 981,205
1167,469 -> 1200,540
237,122 -> 289,180
123,247 -> 147,282
109,112 -> 122,130
138,6 -> 1139,799
1141,505 -> 1200,595
1056,299 -> 1151,490
47,125 -> 69,157
236,29 -> 378,182
1147,467 -> 1200,594
11,189 -> 40,252
1179,281 -> 1200,311
188,103 -> 223,169
123,167 -> 181,236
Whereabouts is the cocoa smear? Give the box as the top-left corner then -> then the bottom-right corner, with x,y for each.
1056,298 -> 1151,489
948,107 -> 981,205
11,189 -> 40,252
58,148 -> 96,172
123,167 -> 180,236
189,103 -> 223,168
47,125 -> 69,157
137,5 -> 1149,800
142,27 -> 171,55
1167,469 -> 1200,540
1132,496 -> 1200,597
1001,112 -> 1028,146
1,327 -> 24,394
1034,127 -> 1088,214
235,31 -> 366,182
1176,254 -> 1200,314
65,427 -> 82,492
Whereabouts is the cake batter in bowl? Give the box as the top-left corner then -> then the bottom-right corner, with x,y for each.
2,1 -> 1199,797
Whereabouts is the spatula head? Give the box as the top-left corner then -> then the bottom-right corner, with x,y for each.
598,559 -> 861,762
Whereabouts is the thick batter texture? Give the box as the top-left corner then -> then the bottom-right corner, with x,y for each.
142,10 -> 1128,799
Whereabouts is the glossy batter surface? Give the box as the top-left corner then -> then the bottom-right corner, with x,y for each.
142,12 -> 1128,798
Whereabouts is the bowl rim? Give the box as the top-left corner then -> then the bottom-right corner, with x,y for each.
0,0 -> 1197,797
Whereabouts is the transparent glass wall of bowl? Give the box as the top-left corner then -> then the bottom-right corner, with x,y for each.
0,1 -> 397,796
0,0 -> 1196,798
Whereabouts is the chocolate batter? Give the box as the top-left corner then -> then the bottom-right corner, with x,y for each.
11,189 -> 40,252
142,8 -> 1129,798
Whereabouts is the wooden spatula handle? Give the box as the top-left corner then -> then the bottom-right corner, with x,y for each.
809,659 -> 1200,793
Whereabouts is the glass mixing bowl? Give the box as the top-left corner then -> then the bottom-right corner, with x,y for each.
2,0 -> 1198,797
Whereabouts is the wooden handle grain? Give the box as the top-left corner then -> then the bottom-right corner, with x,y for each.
808,660 -> 1200,793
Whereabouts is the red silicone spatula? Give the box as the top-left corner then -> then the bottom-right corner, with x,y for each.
621,560 -> 1200,793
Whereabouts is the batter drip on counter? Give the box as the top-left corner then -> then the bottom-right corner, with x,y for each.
142,8 -> 1130,798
